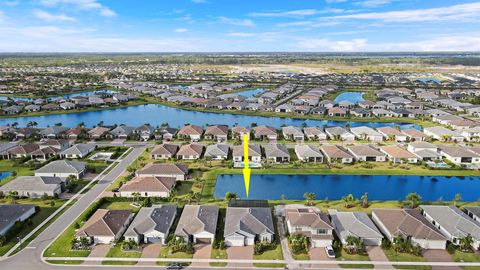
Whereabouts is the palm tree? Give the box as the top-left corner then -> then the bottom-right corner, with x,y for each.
27,121 -> 38,128
303,192 -> 316,206
132,192 -> 141,204
453,193 -> 462,206
342,194 -> 355,208
405,192 -> 421,209
361,192 -> 369,208
225,192 -> 237,202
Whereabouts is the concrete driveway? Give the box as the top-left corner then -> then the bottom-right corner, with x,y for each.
366,246 -> 394,269
423,249 -> 460,270
190,244 -> 211,267
137,243 -> 162,266
227,246 -> 253,268
86,244 -> 111,265
309,247 -> 339,269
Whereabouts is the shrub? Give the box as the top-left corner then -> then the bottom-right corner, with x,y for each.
446,242 -> 456,254
254,242 -> 276,255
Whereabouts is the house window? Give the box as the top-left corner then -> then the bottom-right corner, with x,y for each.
294,227 -> 302,232
316,229 -> 327,234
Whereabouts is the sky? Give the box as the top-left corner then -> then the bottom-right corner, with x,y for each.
0,0 -> 480,52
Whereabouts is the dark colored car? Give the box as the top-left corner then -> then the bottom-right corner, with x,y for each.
166,263 -> 184,269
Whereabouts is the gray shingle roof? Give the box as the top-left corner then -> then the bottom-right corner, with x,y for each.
0,204 -> 36,234
175,205 -> 219,237
60,144 -> 95,157
35,160 -> 86,174
420,205 -> 480,239
204,144 -> 230,157
330,210 -> 383,241
0,176 -> 62,194
224,207 -> 274,238
124,205 -> 177,238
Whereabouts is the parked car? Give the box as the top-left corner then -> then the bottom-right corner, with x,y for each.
166,263 -> 184,269
325,245 -> 335,258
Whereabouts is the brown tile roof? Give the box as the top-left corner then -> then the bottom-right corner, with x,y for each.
372,209 -> 446,241
253,125 -> 277,136
178,125 -> 204,136
151,144 -> 179,156
380,145 -> 417,159
8,143 -> 39,155
320,144 -> 352,159
402,128 -> 427,138
285,207 -> 333,230
136,163 -> 188,175
177,143 -> 204,156
119,176 -> 175,193
377,127 -> 403,136
76,209 -> 132,237
205,125 -> 229,136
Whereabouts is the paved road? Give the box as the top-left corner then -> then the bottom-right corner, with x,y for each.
0,146 -> 146,270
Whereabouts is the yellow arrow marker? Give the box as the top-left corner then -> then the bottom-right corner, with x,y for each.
242,134 -> 251,198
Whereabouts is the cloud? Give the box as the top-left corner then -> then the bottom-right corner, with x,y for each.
33,9 -> 76,22
249,9 -> 319,18
218,16 -> 255,27
174,28 -> 188,33
2,1 -> 19,7
39,0 -> 116,17
226,32 -> 256,37
327,2 -> 480,22
296,38 -> 368,51
356,0 -> 393,8
276,21 -> 313,27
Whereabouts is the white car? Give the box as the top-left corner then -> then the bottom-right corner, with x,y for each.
324,245 -> 336,258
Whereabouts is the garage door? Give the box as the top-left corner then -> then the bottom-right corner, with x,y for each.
147,237 -> 162,243
196,237 -> 212,244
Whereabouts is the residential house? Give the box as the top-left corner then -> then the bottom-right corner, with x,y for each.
420,205 -> 480,250
7,144 -> 40,159
348,145 -> 386,162
108,125 -> 135,139
328,107 -> 347,117
379,145 -> 418,164
156,127 -> 178,141
281,126 -> 304,141
350,126 -> 384,142
295,145 -> 323,162
204,125 -> 229,142
263,144 -> 290,163
0,176 -> 63,198
402,129 -> 427,141
253,126 -> 278,141
150,144 -> 179,160
231,126 -> 250,141
124,205 -> 177,245
133,124 -> 155,141
284,205 -> 334,247
0,204 -> 36,236
60,144 -> 96,159
377,127 -> 408,142
87,127 -> 110,140
136,163 -> 188,180
35,160 -> 86,179
407,142 -> 442,161
372,208 -> 447,249
176,144 -> 204,160
438,145 -> 480,165
224,207 -> 274,246
329,210 -> 383,246
39,126 -> 68,139
325,127 -> 355,141
320,145 -> 354,164
177,125 -> 204,142
119,176 -> 176,198
75,209 -> 134,245
175,205 -> 219,244
424,126 -> 465,142
465,206 -> 480,222
204,144 -> 230,160
461,127 -> 480,142
303,127 -> 327,141
233,144 -> 262,167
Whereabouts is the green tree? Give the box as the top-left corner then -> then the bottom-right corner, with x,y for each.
453,193 -> 462,206
342,194 -> 355,208
360,192 -> 369,208
405,192 -> 421,209
224,192 -> 237,202
303,192 -> 316,206
458,235 -> 474,252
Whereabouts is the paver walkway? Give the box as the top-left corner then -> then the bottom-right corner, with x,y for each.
227,246 -> 253,268
137,244 -> 161,266
423,250 -> 461,270
86,244 -> 110,265
366,246 -> 394,269
309,247 -> 339,269
190,244 -> 211,267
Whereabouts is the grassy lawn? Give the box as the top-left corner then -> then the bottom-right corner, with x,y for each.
210,248 -> 227,267
102,244 -> 141,265
253,245 -> 285,268
46,260 -> 85,265
383,248 -> 431,270
292,252 -> 310,260
0,159 -> 34,186
98,200 -> 141,212
0,198 -> 67,256
452,250 -> 480,270
156,247 -> 193,266
336,250 -> 374,269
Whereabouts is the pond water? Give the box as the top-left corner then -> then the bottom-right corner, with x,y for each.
214,174 -> 480,201
0,104 -> 419,129
0,172 -> 13,182
0,90 -> 116,102
237,88 -> 265,98
416,77 -> 441,84
334,92 -> 365,104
